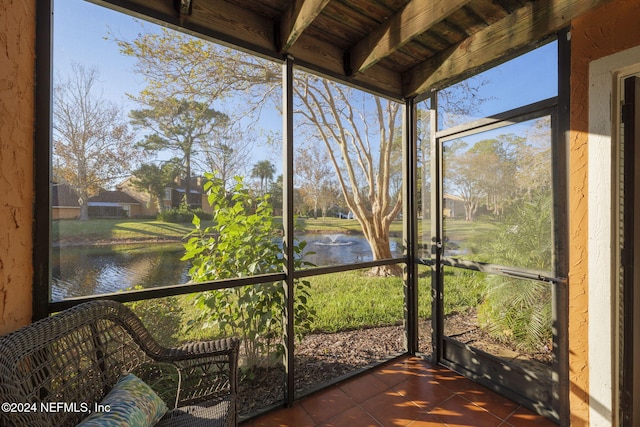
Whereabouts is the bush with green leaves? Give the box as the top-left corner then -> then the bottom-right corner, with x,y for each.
157,198 -> 213,223
125,291 -> 184,348
477,191 -> 553,353
182,174 -> 315,369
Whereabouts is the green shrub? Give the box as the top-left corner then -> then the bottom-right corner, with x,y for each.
477,192 -> 553,352
157,206 -> 212,223
182,174 -> 315,369
125,291 -> 184,347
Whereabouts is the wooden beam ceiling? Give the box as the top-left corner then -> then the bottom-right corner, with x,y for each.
94,0 -> 613,100
402,0 -> 614,97
279,0 -> 331,52
346,0 -> 472,76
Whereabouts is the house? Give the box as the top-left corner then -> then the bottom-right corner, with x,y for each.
117,176 -> 213,215
442,193 -> 465,219
51,182 -> 80,220
52,183 -> 143,219
2,0 -> 640,425
87,190 -> 142,218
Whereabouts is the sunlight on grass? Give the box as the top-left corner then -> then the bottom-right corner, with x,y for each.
53,218 -> 213,243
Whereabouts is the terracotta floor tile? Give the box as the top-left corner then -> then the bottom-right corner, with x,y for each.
241,357 -> 559,427
252,404 -> 315,427
455,387 -> 519,420
503,406 -> 558,426
430,370 -> 480,394
317,406 -> 382,427
360,389 -> 429,426
300,387 -> 356,424
406,413 -> 448,426
373,362 -> 422,388
392,377 -> 455,411
339,372 -> 389,403
428,394 -> 504,426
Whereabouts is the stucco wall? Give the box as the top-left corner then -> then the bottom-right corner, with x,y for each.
570,0 -> 640,424
0,0 -> 36,334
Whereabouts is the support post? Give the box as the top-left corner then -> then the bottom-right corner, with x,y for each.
282,54 -> 296,406
403,98 -> 418,355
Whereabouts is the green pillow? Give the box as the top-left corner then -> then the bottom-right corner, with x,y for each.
77,373 -> 168,427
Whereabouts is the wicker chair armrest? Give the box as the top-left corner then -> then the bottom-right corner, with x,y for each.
159,337 -> 239,362
149,337 -> 239,408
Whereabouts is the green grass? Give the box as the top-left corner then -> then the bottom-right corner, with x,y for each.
295,217 -> 403,236
53,218 -> 212,243
306,270 -> 405,332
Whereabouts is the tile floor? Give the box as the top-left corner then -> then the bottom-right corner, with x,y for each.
240,356 -> 557,427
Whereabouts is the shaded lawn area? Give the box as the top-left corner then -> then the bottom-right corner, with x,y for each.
295,216 -> 403,236
53,218 -> 213,244
53,217 -> 405,244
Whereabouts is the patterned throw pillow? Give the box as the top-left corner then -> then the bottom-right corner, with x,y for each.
77,373 -> 168,427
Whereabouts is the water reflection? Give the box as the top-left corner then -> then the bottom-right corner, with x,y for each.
51,244 -> 189,301
300,233 -> 402,266
52,234 -> 404,300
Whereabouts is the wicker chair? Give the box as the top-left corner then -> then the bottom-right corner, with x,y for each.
0,300 -> 238,427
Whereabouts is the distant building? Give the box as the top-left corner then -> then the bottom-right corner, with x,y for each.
51,183 -> 80,220
87,190 -> 142,218
117,176 -> 212,215
52,183 -> 142,219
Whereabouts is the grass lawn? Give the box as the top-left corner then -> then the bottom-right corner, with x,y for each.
295,217 -> 403,236
53,216 -> 493,244
53,216 -> 405,243
53,218 -> 211,243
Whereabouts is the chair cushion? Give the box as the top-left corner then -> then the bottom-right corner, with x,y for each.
76,373 -> 168,427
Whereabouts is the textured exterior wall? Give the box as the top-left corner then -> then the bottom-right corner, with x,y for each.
570,0 -> 640,424
0,0 -> 35,334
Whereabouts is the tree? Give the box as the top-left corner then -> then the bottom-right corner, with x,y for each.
251,160 -> 276,196
197,124 -> 254,192
445,136 -> 520,221
296,145 -> 335,218
115,26 -> 279,197
53,63 -> 140,220
130,161 -> 181,212
295,74 -> 403,275
445,142 -> 484,222
130,98 -> 229,202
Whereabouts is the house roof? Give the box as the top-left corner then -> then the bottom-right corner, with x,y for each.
51,183 -> 80,208
97,0 -> 611,99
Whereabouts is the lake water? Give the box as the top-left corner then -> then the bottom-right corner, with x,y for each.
51,234 -> 404,300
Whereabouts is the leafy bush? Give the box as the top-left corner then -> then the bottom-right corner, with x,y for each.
477,192 -> 553,352
157,206 -> 212,223
125,291 -> 184,347
182,174 -> 315,369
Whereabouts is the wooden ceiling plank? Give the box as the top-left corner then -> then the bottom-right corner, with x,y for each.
288,33 -> 403,99
279,0 -> 332,52
402,0 -> 614,97
186,0 -> 276,52
347,0 -> 472,75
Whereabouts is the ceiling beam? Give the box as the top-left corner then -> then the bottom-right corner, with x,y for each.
402,0 -> 614,97
347,0 -> 471,76
279,0 -> 331,52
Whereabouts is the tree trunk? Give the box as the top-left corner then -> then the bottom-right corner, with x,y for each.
368,237 -> 402,276
79,200 -> 89,221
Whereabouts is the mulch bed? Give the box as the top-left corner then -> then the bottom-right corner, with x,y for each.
238,311 -> 553,418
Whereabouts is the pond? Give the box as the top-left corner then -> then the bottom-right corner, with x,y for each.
51,234 -> 404,300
